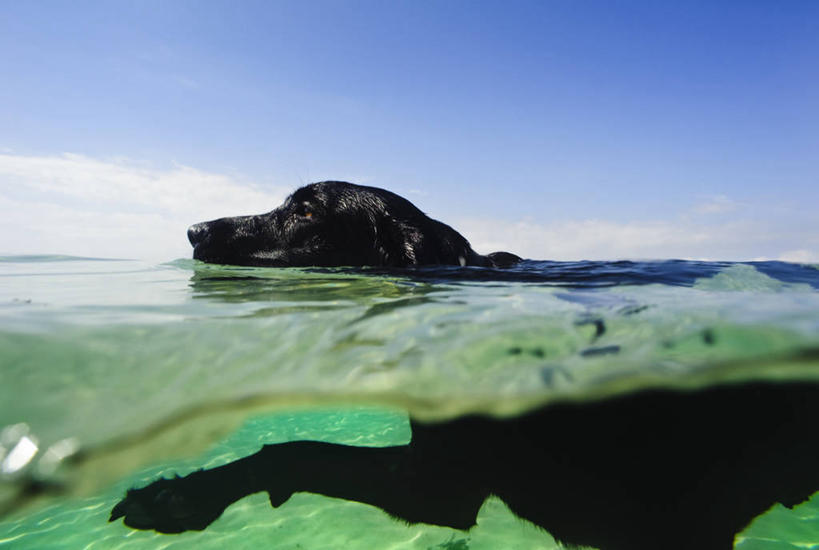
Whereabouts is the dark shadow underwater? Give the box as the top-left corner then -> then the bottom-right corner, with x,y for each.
110,380 -> 819,550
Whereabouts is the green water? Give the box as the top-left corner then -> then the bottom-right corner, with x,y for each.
1,256 -> 819,548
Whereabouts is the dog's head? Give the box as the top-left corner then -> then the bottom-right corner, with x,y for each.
187,181 -> 477,267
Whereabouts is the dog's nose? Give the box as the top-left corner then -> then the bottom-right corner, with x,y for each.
187,223 -> 208,246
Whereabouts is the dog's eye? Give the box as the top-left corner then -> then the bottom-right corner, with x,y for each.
295,202 -> 314,219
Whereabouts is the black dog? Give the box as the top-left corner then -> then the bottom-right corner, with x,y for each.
188,181 -> 521,267
111,381 -> 819,550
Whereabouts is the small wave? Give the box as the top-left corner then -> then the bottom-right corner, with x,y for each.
304,260 -> 819,289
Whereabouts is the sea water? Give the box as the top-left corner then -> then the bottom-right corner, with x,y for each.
1,256 -> 818,549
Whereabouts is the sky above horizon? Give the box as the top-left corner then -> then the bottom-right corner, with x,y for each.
1,0 -> 817,262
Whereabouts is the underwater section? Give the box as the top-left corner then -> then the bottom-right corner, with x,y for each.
0,408 -> 573,550
2,256 -> 819,547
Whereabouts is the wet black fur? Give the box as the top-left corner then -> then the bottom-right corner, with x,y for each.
187,181 -> 521,268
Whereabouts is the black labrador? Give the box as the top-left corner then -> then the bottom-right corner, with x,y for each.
111,381 -> 819,550
187,181 -> 521,267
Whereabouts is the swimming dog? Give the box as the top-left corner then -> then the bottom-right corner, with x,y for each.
187,181 -> 521,268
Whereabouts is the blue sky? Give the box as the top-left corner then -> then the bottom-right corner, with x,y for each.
1,1 -> 817,261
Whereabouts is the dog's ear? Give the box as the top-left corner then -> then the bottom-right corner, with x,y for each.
372,215 -> 421,267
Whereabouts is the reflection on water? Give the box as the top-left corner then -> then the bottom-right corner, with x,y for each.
188,268 -> 447,320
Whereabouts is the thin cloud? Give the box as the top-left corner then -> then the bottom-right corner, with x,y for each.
457,217 -> 816,263
1,153 -> 815,264
778,250 -> 819,264
692,195 -> 743,215
0,153 -> 287,261
173,75 -> 200,89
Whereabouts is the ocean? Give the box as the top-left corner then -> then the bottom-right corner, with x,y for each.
1,255 -> 818,549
